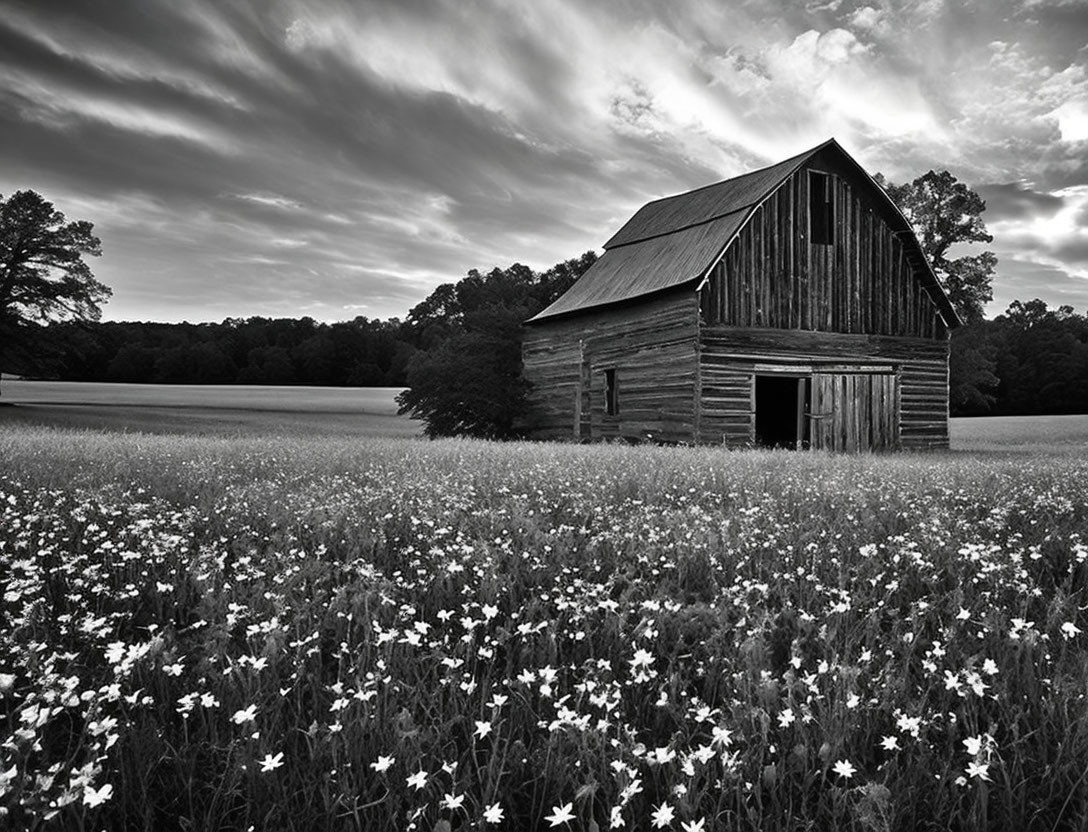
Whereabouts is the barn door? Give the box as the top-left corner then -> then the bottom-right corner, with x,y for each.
809,372 -> 898,452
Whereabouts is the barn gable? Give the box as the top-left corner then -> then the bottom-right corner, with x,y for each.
522,139 -> 959,451
529,139 -> 959,331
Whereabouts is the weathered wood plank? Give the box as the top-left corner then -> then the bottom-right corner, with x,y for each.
695,157 -> 950,341
699,325 -> 949,448
523,291 -> 699,441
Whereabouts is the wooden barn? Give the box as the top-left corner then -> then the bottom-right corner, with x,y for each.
522,139 -> 961,451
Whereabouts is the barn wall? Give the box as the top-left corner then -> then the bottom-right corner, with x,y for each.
699,157 -> 948,340
697,326 -> 950,450
522,292 -> 699,443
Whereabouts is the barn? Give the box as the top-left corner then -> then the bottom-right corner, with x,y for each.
522,139 -> 961,451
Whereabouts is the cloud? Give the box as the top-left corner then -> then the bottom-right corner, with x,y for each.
986,185 -> 1088,317
989,257 -> 1088,315
2,0 -> 1088,322
977,182 -> 1065,222
230,193 -> 306,212
774,27 -> 868,72
8,78 -> 236,152
848,6 -> 888,36
2,4 -> 249,110
1051,98 -> 1088,142
0,19 -> 242,154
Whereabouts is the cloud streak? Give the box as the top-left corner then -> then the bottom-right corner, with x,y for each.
1,0 -> 1087,322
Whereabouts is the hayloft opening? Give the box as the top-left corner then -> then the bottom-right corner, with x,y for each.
755,375 -> 809,449
809,171 -> 834,245
604,368 -> 618,415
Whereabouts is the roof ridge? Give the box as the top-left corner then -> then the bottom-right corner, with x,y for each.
634,138 -> 834,210
604,202 -> 752,250
604,139 -> 835,249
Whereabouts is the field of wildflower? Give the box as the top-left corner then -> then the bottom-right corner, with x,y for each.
2,425 -> 1087,831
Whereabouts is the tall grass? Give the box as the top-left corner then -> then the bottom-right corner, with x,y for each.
1,426 -> 1087,830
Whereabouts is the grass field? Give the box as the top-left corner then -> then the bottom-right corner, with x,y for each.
0,381 -> 418,438
951,413 -> 1088,454
1,388 -> 1088,830
5,380 -> 1088,451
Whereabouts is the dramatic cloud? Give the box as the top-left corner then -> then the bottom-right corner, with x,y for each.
1,0 -> 1087,322
990,186 -> 1088,271
978,182 -> 1066,223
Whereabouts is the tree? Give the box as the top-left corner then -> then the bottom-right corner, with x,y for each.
947,322 -> 1000,413
992,300 -> 1088,414
877,170 -> 1000,415
0,190 -> 108,394
397,306 -> 529,439
236,346 -> 296,385
106,343 -> 157,383
877,170 -> 995,324
397,252 -> 597,438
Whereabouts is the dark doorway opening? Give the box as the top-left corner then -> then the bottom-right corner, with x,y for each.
755,375 -> 809,449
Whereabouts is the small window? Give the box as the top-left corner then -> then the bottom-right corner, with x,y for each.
605,368 -> 618,416
809,171 -> 834,245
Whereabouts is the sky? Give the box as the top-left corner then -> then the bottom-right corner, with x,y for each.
2,0 -> 1088,324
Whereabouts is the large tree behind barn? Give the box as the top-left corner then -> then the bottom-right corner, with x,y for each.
522,139 -> 962,451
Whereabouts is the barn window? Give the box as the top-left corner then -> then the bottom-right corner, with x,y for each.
604,368 -> 618,415
809,171 -> 834,245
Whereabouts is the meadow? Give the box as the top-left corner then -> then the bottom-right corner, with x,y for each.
1,388 -> 1088,830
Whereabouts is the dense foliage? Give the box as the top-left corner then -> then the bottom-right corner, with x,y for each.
0,190 -> 108,393
876,170 -> 996,326
876,169 -> 1001,414
395,253 -> 597,438
11,316 -> 414,388
2,430 -> 1087,830
953,300 -> 1088,415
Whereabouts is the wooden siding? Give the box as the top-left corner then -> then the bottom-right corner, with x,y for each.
810,372 -> 898,452
523,293 -> 699,443
699,359 -> 754,446
698,327 -> 950,450
699,162 -> 947,340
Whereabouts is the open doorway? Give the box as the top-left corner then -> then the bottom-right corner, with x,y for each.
755,375 -> 808,449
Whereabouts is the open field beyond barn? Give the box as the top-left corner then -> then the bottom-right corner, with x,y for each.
0,381 -> 418,438
2,392 -> 1088,830
4,379 -> 1088,452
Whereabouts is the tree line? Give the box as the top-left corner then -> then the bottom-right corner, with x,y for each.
13,291 -> 1088,418
10,316 -> 413,388
952,300 -> 1088,416
2,246 -> 596,406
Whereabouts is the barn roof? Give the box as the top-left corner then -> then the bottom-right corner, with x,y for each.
528,139 -> 961,328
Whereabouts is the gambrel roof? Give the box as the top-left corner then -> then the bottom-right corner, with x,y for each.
529,139 -> 961,328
